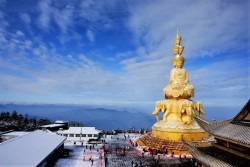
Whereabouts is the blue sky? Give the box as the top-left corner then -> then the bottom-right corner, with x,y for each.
0,0 -> 249,108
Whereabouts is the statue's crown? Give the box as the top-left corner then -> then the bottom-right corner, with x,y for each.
172,29 -> 184,56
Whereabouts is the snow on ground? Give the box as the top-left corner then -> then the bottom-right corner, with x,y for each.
54,133 -> 194,167
54,140 -> 104,167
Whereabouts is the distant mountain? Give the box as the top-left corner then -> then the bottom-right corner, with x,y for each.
0,104 -> 155,130
0,103 -> 243,130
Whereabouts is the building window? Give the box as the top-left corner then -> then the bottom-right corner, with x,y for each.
63,134 -> 68,137
69,134 -> 74,137
94,134 -> 98,137
88,134 -> 92,137
76,134 -> 80,137
82,134 -> 86,137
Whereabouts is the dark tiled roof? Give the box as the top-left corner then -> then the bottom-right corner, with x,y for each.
232,99 -> 250,125
195,117 -> 250,146
183,140 -> 249,167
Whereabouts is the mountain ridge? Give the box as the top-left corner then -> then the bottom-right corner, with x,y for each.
0,104 -> 155,130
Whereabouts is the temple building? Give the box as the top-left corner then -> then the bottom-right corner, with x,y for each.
39,120 -> 69,132
57,127 -> 102,141
183,100 -> 250,167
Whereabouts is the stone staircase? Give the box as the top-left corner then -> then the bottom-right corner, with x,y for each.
136,134 -> 189,154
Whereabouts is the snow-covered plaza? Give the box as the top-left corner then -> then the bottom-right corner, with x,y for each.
54,133 -> 197,167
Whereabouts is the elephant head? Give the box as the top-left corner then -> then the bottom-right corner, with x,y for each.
181,101 -> 195,116
181,101 -> 195,125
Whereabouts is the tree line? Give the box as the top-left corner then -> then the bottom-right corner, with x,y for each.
0,111 -> 84,132
0,111 -> 51,131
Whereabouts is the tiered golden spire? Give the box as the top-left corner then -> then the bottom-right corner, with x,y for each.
172,29 -> 184,57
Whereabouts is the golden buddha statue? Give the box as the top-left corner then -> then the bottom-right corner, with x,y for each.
163,32 -> 194,99
138,30 -> 208,148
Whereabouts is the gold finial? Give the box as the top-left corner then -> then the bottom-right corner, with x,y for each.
175,28 -> 181,41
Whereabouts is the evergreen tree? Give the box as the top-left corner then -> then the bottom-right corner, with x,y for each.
29,117 -> 37,127
38,118 -> 51,126
24,113 -> 29,126
11,110 -> 18,121
17,114 -> 24,127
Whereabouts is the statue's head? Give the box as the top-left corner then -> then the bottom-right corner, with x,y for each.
172,55 -> 185,68
175,35 -> 181,45
172,45 -> 184,55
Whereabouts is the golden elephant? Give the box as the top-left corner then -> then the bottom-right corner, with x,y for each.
152,100 -> 166,122
181,101 -> 206,124
181,101 -> 195,124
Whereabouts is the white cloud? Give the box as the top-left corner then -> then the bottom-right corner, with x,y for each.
189,58 -> 249,99
53,5 -> 74,34
57,32 -> 82,44
79,54 -> 95,65
20,13 -> 31,25
78,0 -> 124,31
79,0 -> 112,23
16,30 -> 24,37
37,0 -> 74,34
36,0 -> 119,34
0,0 -> 248,108
0,24 -> 122,103
113,0 -> 249,106
37,0 -> 52,31
86,29 -> 95,42
127,0 -> 248,59
115,50 -> 133,59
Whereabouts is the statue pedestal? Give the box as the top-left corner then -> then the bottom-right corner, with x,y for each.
151,120 -> 208,141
